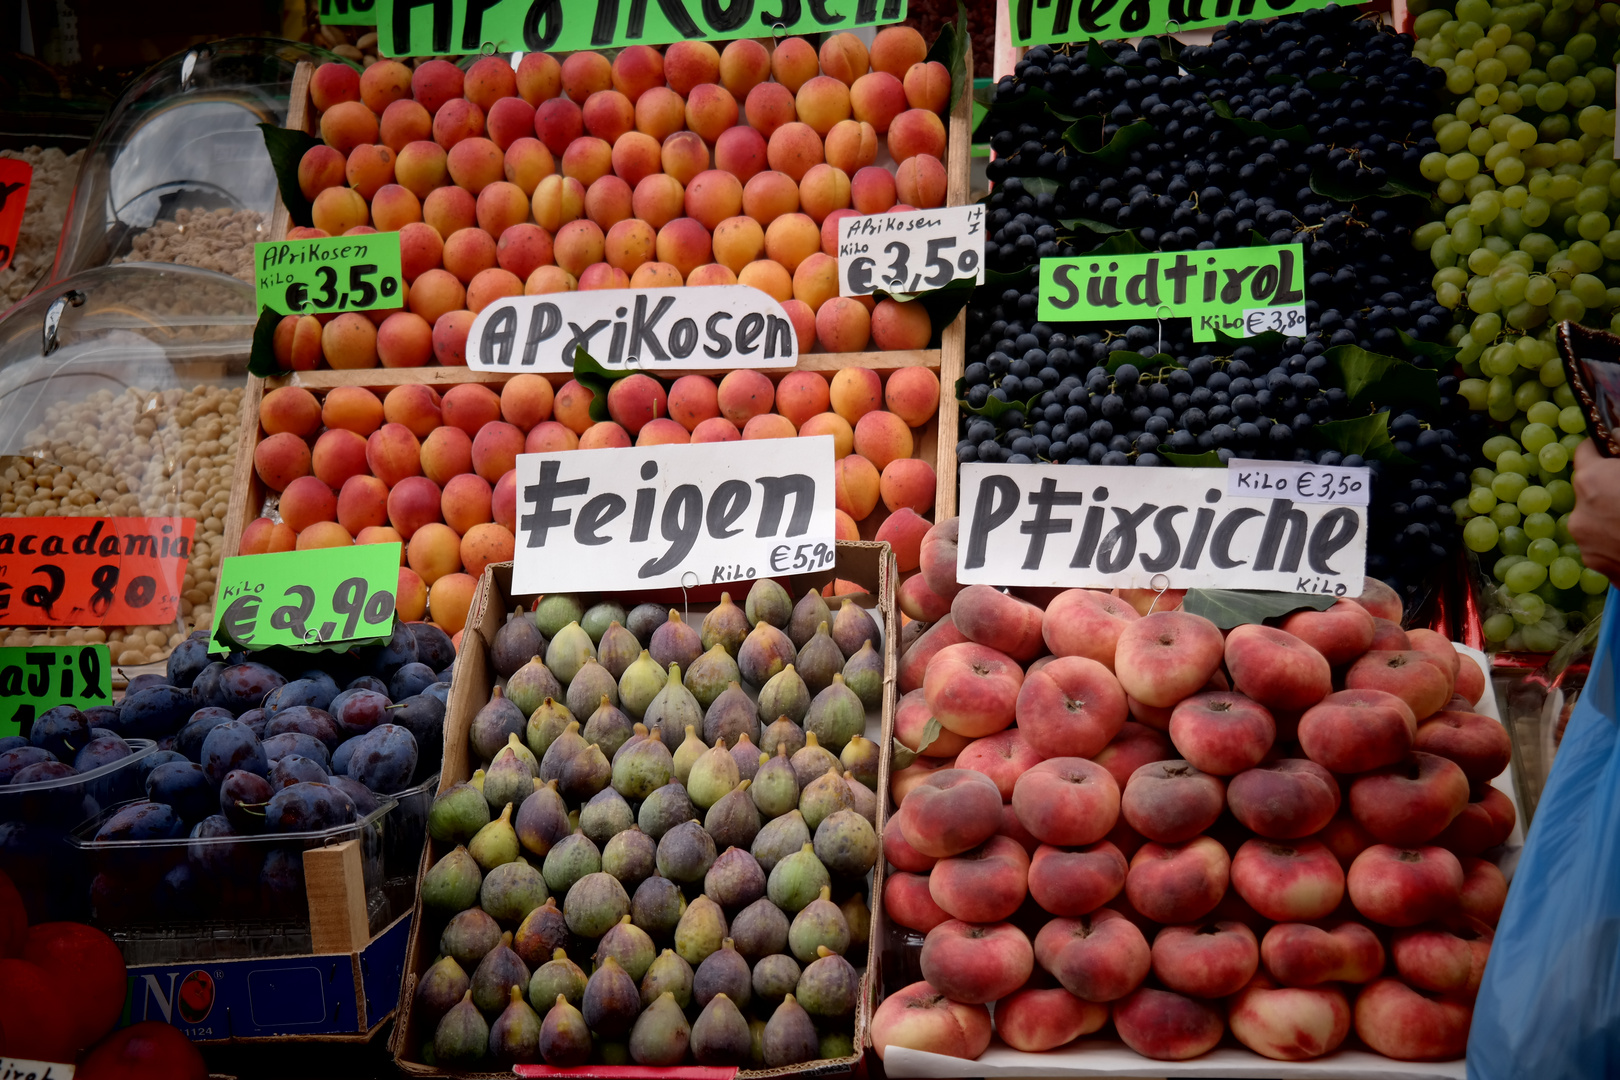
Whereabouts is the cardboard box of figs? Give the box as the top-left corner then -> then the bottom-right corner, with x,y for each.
391,539 -> 897,1077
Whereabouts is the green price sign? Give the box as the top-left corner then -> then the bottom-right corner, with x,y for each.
254,233 -> 404,317
211,544 -> 402,655
1008,0 -> 1371,44
1039,244 -> 1305,341
318,0 -> 377,24
0,645 -> 112,740
375,0 -> 907,58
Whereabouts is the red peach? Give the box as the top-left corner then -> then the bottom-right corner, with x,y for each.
896,767 -> 1004,858
895,687 -> 971,759
1113,611 -> 1226,708
1225,623 -> 1333,714
1347,844 -> 1465,927
993,986 -> 1108,1052
1434,785 -> 1516,856
1414,710 -> 1511,784
1353,978 -> 1471,1061
1350,576 -> 1405,622
1349,752 -> 1470,845
1013,757 -> 1121,848
884,816 -> 937,873
1027,841 -> 1128,917
929,835 -> 1030,923
1230,838 -> 1345,922
1392,927 -> 1474,992
1033,908 -> 1151,1002
1458,855 -> 1507,925
1092,722 -> 1173,792
1320,811 -> 1378,868
1040,589 -> 1139,669
1151,921 -> 1260,999
870,981 -> 991,1061
1261,920 -> 1386,986
1167,691 -> 1275,776
898,612 -> 966,694
1297,688 -> 1418,774
1014,655 -> 1128,760
923,641 -> 1022,738
1229,975 -> 1352,1061
955,729 -> 1041,801
1113,987 -> 1225,1061
1125,836 -> 1230,924
1120,761 -> 1225,845
1279,598 -> 1376,666
1227,759 -> 1341,840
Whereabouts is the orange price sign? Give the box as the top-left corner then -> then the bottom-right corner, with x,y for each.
0,158 -> 31,274
0,517 -> 197,627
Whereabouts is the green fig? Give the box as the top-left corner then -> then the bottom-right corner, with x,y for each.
688,742 -> 741,810
596,620 -> 642,681
469,768 -> 485,793
581,955 -> 641,1038
840,891 -> 871,955
480,857 -> 549,925
691,992 -> 752,1066
760,715 -> 806,760
538,994 -> 592,1066
704,844 -> 766,910
631,876 -> 685,939
429,782 -> 491,846
739,620 -> 797,686
751,744 -> 801,820
843,771 -> 878,825
672,724 -> 708,787
796,946 -> 859,1018
533,594 -> 585,639
675,894 -> 728,966
516,778 -> 570,857
831,597 -> 879,659
731,897 -> 790,962
767,842 -> 831,913
513,898 -> 568,969
788,885 -> 850,961
656,819 -> 717,883
637,781 -> 696,839
524,697 -> 574,760
762,993 -> 820,1067
506,656 -> 563,720
489,982 -> 542,1065
599,1040 -> 631,1065
694,937 -> 752,1010
703,681 -> 761,748
612,724 -> 674,799
705,780 -> 761,852
730,732 -> 765,783
542,829 -> 601,895
416,954 -> 470,1024
751,808 -> 811,873
441,906 -> 502,968
582,695 -> 635,760
841,639 -> 884,710
472,932 -> 531,1015
493,606 -> 546,679
470,803 -> 520,871
643,662 -> 703,753
745,578 -> 792,628
471,686 -> 528,762
650,609 -> 702,671
757,664 -> 810,726
790,731 -> 842,789
794,621 -> 845,694
616,650 -> 668,725
751,953 -> 801,1004
564,871 -> 631,938
820,1030 -> 855,1059
434,990 -> 489,1066
602,826 -> 657,889
629,990 -> 690,1066
565,659 -> 619,722
581,601 -> 627,645
639,949 -> 693,1008
545,621 -> 597,686
579,786 -> 635,848
484,734 -> 539,812
804,674 -> 865,755
528,947 -> 586,1012
626,602 -> 667,641
684,643 -> 742,709
787,589 -> 832,649
840,733 -> 880,791
595,914 -> 656,981
700,592 -> 751,656
422,845 -> 483,913
799,766 -> 854,832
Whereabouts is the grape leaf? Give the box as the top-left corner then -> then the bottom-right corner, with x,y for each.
258,122 -> 320,228
1309,167 -> 1430,204
955,377 -> 1040,420
1081,230 -> 1151,258
1325,344 -> 1441,408
927,4 -> 971,143
248,305 -> 286,377
1306,70 -> 1350,91
1064,119 -> 1156,165
1162,449 -> 1225,467
1180,589 -> 1337,628
1057,216 -> 1127,236
1398,329 -> 1461,364
1211,99 -> 1308,143
1313,411 -> 1416,465
1021,176 -> 1060,196
1213,327 -> 1288,351
1107,351 -> 1183,373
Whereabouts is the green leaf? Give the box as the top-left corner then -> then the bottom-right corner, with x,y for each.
1107,351 -> 1183,373
1210,99 -> 1309,143
1324,344 -> 1441,408
568,346 -> 645,422
1021,176 -> 1060,196
1213,328 -> 1288,351
1162,449 -> 1225,467
891,740 -> 917,771
1306,70 -> 1350,91
928,4 -> 971,144
1081,230 -> 1150,257
1180,589 -> 1337,629
1309,167 -> 1430,204
955,377 -> 1039,420
258,122 -> 321,229
1313,411 -> 1417,465
1398,329 -> 1461,364
1057,216 -> 1127,236
1064,118 -> 1156,165
916,719 -> 944,756
248,305 -> 286,377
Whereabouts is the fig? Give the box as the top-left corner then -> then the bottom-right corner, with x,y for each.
582,955 -> 641,1038
703,681 -> 761,748
489,983 -> 542,1064
629,990 -> 690,1066
688,742 -> 741,809
797,947 -> 859,1018
506,656 -> 563,720
542,829 -> 601,895
581,601 -> 627,644
790,731 -> 842,789
822,1030 -> 855,1059
538,994 -> 591,1066
472,932 -> 532,1015
804,675 -> 865,755
524,697 -> 574,761
751,744 -> 801,819
788,589 -> 832,649
761,715 -> 806,760
611,725 -> 674,799
565,660 -> 619,723
579,786 -> 634,848
423,845 -> 483,913
800,767 -> 855,831
640,948 -> 694,1008
767,842 -> 831,913
480,857 -> 548,925
533,594 -> 585,639
484,734 -> 539,813
700,593 -> 751,656
675,894 -> 728,966
564,871 -> 631,939
494,607 -> 547,678
831,598 -> 879,659
470,803 -> 520,871
745,578 -> 792,628
559,741 -> 611,803
691,992 -> 752,1066
732,896 -> 791,962
442,906 -> 503,968
751,808 -> 811,873
694,937 -> 752,1010
513,898 -> 569,968
795,622 -> 845,694
637,781 -> 696,839
752,952 -> 802,1004
739,621 -> 797,686
470,687 -> 527,762
596,621 -> 642,681
650,610 -> 703,672
626,602 -> 667,641
730,732 -> 765,783
843,771 -> 878,825
416,955 -> 470,1024
527,947 -> 586,1012
429,782 -> 491,846
672,725 -> 709,789
705,780 -> 762,852
596,914 -> 655,981
840,734 -> 880,791
757,665 -> 810,727
617,650 -> 666,722
684,644 -> 742,710
582,696 -> 634,761
602,826 -> 657,889
539,721 -> 588,784
656,818 -> 717,884
434,990 -> 489,1066
632,875 -> 685,938
704,844 -> 767,910
841,891 -> 871,954
545,621 -> 597,687
516,778 -> 570,857
763,993 -> 820,1067
842,639 -> 884,710
643,662 -> 703,753
789,885 -> 849,961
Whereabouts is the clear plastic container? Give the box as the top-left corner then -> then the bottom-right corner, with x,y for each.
0,263 -> 254,666
384,770 -> 440,884
70,794 -> 396,960
51,37 -> 337,284
0,737 -> 156,921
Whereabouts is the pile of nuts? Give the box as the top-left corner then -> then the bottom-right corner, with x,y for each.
115,207 -> 265,284
0,146 -> 85,306
0,382 -> 245,665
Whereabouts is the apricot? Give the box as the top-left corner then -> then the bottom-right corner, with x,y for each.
709,215 -> 765,274
429,572 -> 478,635
240,517 -> 295,555
796,75 -> 853,137
742,170 -> 800,225
370,184 -> 422,232
311,186 -> 369,236
897,154 -> 948,209
554,219 -> 607,277
421,425 -> 475,487
442,136 -> 500,193
319,311 -> 378,369
320,100 -> 379,155
603,373 -> 667,436
799,164 -> 852,224
531,173 -> 585,231
297,521 -> 354,550
579,421 -> 632,449
873,298 -> 934,350
690,417 -> 741,442
830,366 -> 884,423
476,180 -> 530,236
383,383 -> 443,435
504,137 -> 555,194
561,136 -> 613,187
387,475 -> 444,539
405,522 -> 461,585
433,98 -> 486,150
635,417 -> 689,446
466,267 -> 524,313
763,212 -> 821,273
848,166 -> 897,217
773,371 -> 830,427
410,59 -> 464,115
851,70 -> 907,134
554,380 -> 596,434
717,369 -> 775,426
496,372 -> 553,430
374,311 -> 434,368
577,261 -> 628,290
771,37 -> 819,94
825,120 -> 879,174
905,60 -> 953,113
364,422 -> 421,487
767,122 -> 825,183
496,222 -> 554,280
423,184 -> 477,236
738,258 -> 793,302
462,522 -> 516,577
882,457 -> 937,514
666,375 -> 719,431
271,314 -> 323,371
561,51 -> 612,102
816,296 -> 873,353
853,410 -> 915,471
680,262 -> 731,286
442,474 -> 494,536
603,42 -> 661,101
259,385 -> 322,438
631,261 -> 684,287
487,96 -> 537,151
791,251 -> 839,312
634,86 -> 685,141
513,51 -> 561,105
586,174 -> 634,229
719,38 -> 770,98
836,454 -> 881,520
583,89 -> 635,143
396,566 -> 428,621
884,366 -> 942,427
799,411 -> 854,456
525,265 -> 577,293
661,39 -> 718,95
871,26 -> 927,79
655,217 -> 713,279
780,297 -> 817,352
440,226 -> 496,284
685,83 -> 740,144
660,130 -> 710,186
311,427 -> 369,490
604,134 -> 658,192
889,108 -> 948,161
254,431 -> 312,491
714,125 -> 768,185
526,421 -> 578,453
432,310 -> 476,365
492,470 -> 518,531
395,139 -> 450,199
820,32 -> 870,86
441,383 -> 503,439
740,414 -> 794,439
297,144 -> 346,201
533,98 -> 584,156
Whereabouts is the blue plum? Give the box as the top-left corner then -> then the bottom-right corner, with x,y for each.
73,735 -> 133,774
345,724 -> 418,794
261,732 -> 331,768
29,705 -> 89,760
200,721 -> 268,786
388,662 -> 438,702
145,760 -> 216,822
266,781 -> 357,833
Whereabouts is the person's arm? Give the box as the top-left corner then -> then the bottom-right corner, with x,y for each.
1569,439 -> 1620,587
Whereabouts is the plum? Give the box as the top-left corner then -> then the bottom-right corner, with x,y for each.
266,781 -> 358,833
331,690 -> 391,739
261,732 -> 331,769
29,705 -> 90,760
146,761 -> 216,822
270,755 -> 331,790
389,662 -> 438,701
200,722 -> 268,786
94,800 -> 186,841
166,632 -> 213,688
119,685 -> 196,738
217,663 -> 288,714
263,706 -> 342,751
408,622 -> 457,670
219,770 -> 275,832
264,677 -> 339,714
73,735 -> 133,774
346,724 -> 419,793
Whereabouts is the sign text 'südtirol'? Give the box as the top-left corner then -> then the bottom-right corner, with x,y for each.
467,287 -> 797,372
1010,0 -> 1371,44
376,0 -> 907,57
513,436 -> 838,594
254,233 -> 405,317
956,463 -> 1367,594
1039,244 -> 1304,341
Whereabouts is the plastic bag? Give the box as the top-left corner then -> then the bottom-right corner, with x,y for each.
1469,586 -> 1620,1079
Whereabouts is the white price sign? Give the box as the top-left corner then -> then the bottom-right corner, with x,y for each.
0,1060 -> 73,1080
1227,460 -> 1370,506
512,436 -> 838,594
466,286 -> 798,372
956,464 -> 1367,594
837,205 -> 985,296
1242,305 -> 1307,335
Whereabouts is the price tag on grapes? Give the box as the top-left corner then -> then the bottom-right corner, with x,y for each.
210,543 -> 401,655
0,645 -> 111,740
838,205 -> 986,297
254,233 -> 404,316
1227,461 -> 1370,506
511,436 -> 837,594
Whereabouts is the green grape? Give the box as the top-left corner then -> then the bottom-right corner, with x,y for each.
1522,620 -> 1562,651
1497,448 -> 1533,475
1556,512 -> 1576,546
1541,356 -> 1568,386
1491,502 -> 1524,528
1587,593 -> 1610,621
1561,543 -> 1583,561
1472,466 -> 1499,487
1551,556 -> 1584,588
1540,441 -> 1571,472
1528,536 -> 1561,564
1579,210 -> 1611,238
1520,421 -> 1557,452
1575,185 -> 1610,213
1492,471 -> 1530,501
1495,553 -> 1528,580
1525,273 -> 1557,304
1516,382 -> 1551,411
1507,559 -> 1551,593
1581,567 -> 1610,594
1524,511 -> 1557,539
1518,484 -> 1553,514
1526,400 -> 1562,426
1554,384 -> 1578,409
1447,152 -> 1482,180
1484,612 -> 1518,641
1500,525 -> 1531,556
1559,405 -> 1588,432
1561,432 -> 1587,455
1464,516 -> 1502,552
1468,486 -> 1499,514
1460,378 -> 1491,410
1511,590 -> 1547,623
1454,498 -> 1477,522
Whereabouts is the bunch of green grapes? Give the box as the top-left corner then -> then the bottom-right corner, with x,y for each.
1409,0 -> 1617,647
